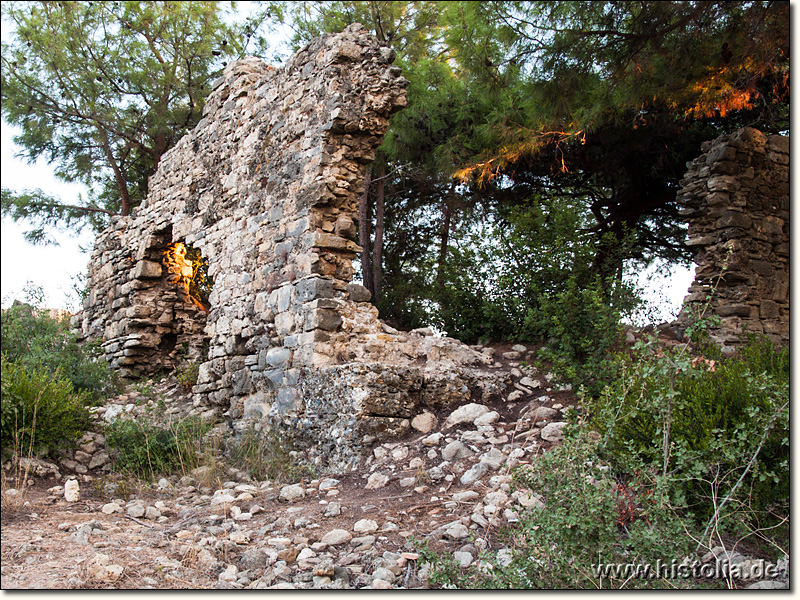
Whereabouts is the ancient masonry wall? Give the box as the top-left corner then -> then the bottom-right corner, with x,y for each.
75,25 -> 509,471
676,127 -> 789,349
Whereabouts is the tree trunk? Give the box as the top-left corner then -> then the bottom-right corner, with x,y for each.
371,161 -> 386,302
437,182 -> 455,288
98,128 -> 131,216
358,168 -> 374,295
152,130 -> 168,173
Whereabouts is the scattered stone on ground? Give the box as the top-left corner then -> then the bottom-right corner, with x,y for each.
1,340 -> 786,590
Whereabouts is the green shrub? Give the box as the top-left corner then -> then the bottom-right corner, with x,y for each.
1,353 -> 93,458
105,414 -> 210,479
175,360 -> 200,391
1,291 -> 116,403
590,335 -> 789,526
534,275 -> 631,395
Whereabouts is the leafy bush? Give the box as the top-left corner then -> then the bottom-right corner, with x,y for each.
534,274 -> 631,395
228,425 -> 314,483
590,335 -> 789,526
1,289 -> 116,403
1,353 -> 93,458
105,414 -> 210,479
175,360 -> 200,391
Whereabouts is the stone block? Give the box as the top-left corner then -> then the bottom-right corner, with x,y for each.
275,311 -> 295,335
706,144 -> 737,164
685,234 -> 716,247
707,175 -> 740,193
759,299 -> 779,320
334,216 -> 357,239
264,369 -> 284,388
767,135 -> 790,153
296,276 -> 335,303
733,127 -> 767,147
304,308 -> 342,332
232,369 -> 253,395
767,151 -> 789,165
133,260 -> 162,279
763,320 -> 789,337
716,304 -> 753,318
710,161 -> 739,175
761,216 -> 784,237
266,347 -> 292,367
345,283 -> 372,302
275,387 -> 298,414
312,232 -> 361,253
715,210 -> 752,230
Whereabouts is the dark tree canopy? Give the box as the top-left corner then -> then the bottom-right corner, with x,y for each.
444,1 -> 789,272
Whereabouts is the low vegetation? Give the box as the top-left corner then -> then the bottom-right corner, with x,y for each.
418,334 -> 789,589
104,412 -> 212,480
1,287 -> 117,404
1,353 -> 92,461
228,425 -> 315,484
1,286 -> 114,461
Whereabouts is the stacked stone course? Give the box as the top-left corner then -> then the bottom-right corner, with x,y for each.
75,25 -> 510,470
676,127 -> 789,348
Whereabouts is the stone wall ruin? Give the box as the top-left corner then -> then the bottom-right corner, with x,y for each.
676,127 -> 789,349
75,25 -> 510,471
77,26 -> 788,471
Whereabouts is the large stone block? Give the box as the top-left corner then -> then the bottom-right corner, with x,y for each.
133,260 -> 162,279
760,299 -> 780,320
304,308 -> 342,332
312,232 -> 362,253
345,283 -> 372,303
295,276 -> 335,303
266,347 -> 292,368
715,210 -> 752,230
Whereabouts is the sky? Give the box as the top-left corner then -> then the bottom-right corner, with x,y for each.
1,121 -> 97,310
0,2 -> 696,321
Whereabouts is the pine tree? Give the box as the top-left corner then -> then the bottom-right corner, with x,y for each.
1,1 -> 243,241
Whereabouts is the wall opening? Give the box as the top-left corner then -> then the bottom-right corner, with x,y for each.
163,242 -> 213,312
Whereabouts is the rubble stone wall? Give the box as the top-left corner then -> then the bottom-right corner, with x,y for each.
676,127 -> 789,348
75,25 -> 509,471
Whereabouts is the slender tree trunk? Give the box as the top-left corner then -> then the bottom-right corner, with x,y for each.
437,181 -> 455,289
371,161 -> 386,302
98,128 -> 131,216
152,130 -> 168,172
359,168 -> 374,295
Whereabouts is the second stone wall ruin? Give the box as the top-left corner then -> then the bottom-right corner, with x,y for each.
676,127 -> 789,349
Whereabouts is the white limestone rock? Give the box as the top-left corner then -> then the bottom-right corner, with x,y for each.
446,403 -> 490,426
64,479 -> 80,502
540,421 -> 566,443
